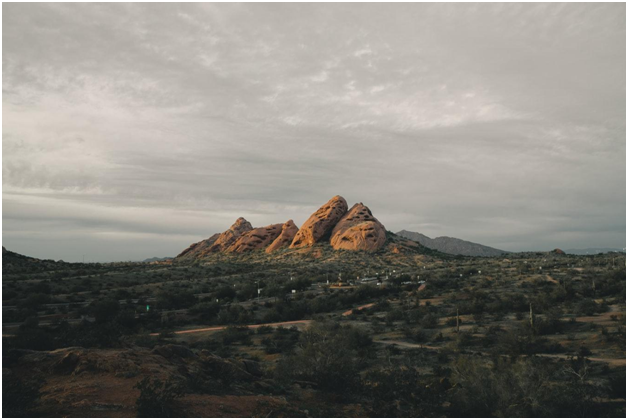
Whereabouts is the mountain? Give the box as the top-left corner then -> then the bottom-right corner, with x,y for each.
175,196 -> 390,261
142,257 -> 173,263
564,248 -> 626,255
395,230 -> 508,257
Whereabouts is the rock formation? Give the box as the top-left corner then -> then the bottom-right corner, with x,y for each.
175,196 -> 392,258
175,217 -> 253,260
290,195 -> 348,248
226,223 -> 283,253
206,217 -> 253,252
266,220 -> 299,253
176,233 -> 220,260
330,202 -> 386,252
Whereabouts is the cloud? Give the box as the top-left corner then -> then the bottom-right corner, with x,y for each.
2,3 -> 625,261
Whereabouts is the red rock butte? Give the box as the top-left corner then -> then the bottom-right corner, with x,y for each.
175,196 -> 388,260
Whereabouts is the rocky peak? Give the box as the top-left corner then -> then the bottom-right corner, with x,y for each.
266,219 -> 299,253
226,223 -> 284,253
290,196 -> 348,248
330,202 -> 386,252
208,217 -> 254,252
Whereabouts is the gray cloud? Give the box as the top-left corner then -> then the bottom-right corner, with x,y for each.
3,3 -> 625,261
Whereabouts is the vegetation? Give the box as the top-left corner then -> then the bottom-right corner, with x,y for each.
2,248 -> 625,417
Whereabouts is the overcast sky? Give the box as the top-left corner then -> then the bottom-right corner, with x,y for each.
3,3 -> 626,262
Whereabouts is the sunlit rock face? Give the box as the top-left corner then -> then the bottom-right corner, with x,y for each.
330,203 -> 386,252
207,217 -> 254,252
266,220 -> 299,253
226,223 -> 283,253
290,195 -> 348,248
175,217 -> 253,260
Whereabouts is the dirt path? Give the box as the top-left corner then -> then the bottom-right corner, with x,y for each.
149,319 -> 312,336
342,303 -> 376,316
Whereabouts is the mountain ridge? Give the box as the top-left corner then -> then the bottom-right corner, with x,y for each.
395,230 -> 508,257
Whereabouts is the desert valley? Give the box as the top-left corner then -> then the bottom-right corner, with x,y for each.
3,196 -> 625,417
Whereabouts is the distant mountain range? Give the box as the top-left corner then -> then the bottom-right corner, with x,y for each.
564,248 -> 625,255
395,230 -> 508,257
142,257 -> 173,263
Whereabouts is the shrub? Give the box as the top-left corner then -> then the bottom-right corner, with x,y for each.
135,377 -> 184,418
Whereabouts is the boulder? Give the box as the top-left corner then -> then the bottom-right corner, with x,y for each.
330,203 -> 386,252
266,220 -> 299,253
290,196 -> 348,248
226,223 -> 283,253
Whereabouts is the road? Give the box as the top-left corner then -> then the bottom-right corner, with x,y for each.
149,319 -> 312,336
342,302 -> 376,316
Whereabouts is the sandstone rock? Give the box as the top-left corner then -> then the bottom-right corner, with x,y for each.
176,218 -> 254,260
176,233 -> 220,260
266,220 -> 299,253
330,203 -> 386,252
208,217 -> 254,252
290,196 -> 348,248
226,223 -> 283,253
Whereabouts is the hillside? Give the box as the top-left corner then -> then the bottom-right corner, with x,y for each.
2,247 -> 79,275
395,230 -> 507,257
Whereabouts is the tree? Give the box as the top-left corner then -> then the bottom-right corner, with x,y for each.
90,298 -> 120,323
275,322 -> 370,394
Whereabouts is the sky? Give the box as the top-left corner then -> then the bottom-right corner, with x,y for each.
2,3 -> 626,262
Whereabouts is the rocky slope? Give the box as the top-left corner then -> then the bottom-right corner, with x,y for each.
396,230 -> 507,257
330,203 -> 386,252
226,223 -> 283,253
3,345 -> 298,417
207,217 -> 254,252
176,218 -> 253,260
290,195 -> 349,249
265,220 -> 299,253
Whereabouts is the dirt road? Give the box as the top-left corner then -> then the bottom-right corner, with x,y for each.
149,319 -> 312,336
342,303 -> 376,316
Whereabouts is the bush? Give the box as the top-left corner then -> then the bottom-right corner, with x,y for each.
2,375 -> 41,417
135,377 -> 184,418
274,322 -> 370,394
